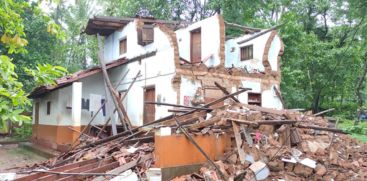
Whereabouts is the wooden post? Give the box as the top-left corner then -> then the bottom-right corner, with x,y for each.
97,34 -> 131,132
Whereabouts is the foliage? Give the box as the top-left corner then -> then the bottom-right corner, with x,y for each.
24,64 -> 68,87
0,0 -> 66,130
337,118 -> 367,142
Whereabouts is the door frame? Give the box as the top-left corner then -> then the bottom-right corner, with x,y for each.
143,85 -> 156,124
190,28 -> 201,63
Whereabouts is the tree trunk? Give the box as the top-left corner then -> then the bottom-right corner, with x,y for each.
356,58 -> 367,107
312,88 -> 322,113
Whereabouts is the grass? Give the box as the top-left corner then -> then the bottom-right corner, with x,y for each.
337,119 -> 367,143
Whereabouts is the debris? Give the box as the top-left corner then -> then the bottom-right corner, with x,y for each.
300,158 -> 316,169
13,94 -> 367,181
249,161 -> 270,180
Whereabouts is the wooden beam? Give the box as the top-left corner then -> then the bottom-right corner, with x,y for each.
174,117 -> 227,180
97,34 -> 131,131
237,24 -> 283,45
145,101 -> 213,111
214,81 -> 241,103
79,88 -> 250,150
296,124 -> 346,134
232,121 -> 247,164
240,104 -> 286,116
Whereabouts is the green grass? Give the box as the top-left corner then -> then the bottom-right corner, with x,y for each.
337,119 -> 367,143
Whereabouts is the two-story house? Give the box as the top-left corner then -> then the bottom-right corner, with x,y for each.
29,14 -> 284,151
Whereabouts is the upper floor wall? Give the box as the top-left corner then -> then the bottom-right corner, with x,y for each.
175,15 -> 224,67
225,31 -> 284,73
103,20 -> 175,66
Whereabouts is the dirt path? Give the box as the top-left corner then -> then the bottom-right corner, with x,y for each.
0,144 -> 47,172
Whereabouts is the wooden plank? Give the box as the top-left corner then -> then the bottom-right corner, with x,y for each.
97,35 -> 130,131
92,154 -> 152,181
79,88 -> 250,150
241,104 -> 286,116
214,82 -> 240,103
15,158 -> 99,181
188,116 -> 222,130
36,159 -> 113,181
60,161 -> 120,180
232,121 -> 246,164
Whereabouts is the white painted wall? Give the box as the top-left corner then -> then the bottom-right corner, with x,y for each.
33,16 -> 284,129
114,27 -> 177,126
262,85 -> 283,109
104,21 -> 157,63
268,35 -> 282,71
176,15 -> 222,67
225,31 -> 274,72
180,76 -> 201,106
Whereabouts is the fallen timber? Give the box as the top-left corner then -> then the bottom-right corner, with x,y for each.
16,88 -> 367,181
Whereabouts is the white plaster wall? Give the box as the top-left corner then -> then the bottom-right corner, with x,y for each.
176,15 -> 221,67
262,85 -> 283,110
225,31 -> 272,72
104,21 -> 157,63
113,26 -> 177,126
238,80 -> 261,103
179,76 -> 201,106
268,35 -> 281,71
33,90 -> 61,125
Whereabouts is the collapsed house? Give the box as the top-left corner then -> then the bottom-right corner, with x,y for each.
16,15 -> 367,181
15,102 -> 367,180
28,14 -> 284,151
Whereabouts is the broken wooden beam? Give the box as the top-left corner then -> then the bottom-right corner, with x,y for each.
241,104 -> 287,116
228,118 -> 297,126
232,121 -> 247,164
174,116 -> 227,181
224,21 -> 262,32
214,81 -> 241,103
79,88 -> 250,150
237,24 -> 284,44
296,124 -> 346,134
97,34 -> 131,131
314,108 -> 335,116
92,154 -> 152,181
145,101 -> 213,111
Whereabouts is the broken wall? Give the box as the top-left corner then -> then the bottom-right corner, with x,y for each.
225,31 -> 283,74
175,15 -> 223,67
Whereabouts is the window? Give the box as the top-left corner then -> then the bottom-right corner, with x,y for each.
138,25 -> 154,46
248,92 -> 261,106
119,39 -> 127,55
46,101 -> 51,115
240,45 -> 253,61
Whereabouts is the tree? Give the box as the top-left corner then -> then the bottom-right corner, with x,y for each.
0,0 -> 67,131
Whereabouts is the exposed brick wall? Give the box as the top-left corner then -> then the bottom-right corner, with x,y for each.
262,31 -> 277,74
218,14 -> 226,67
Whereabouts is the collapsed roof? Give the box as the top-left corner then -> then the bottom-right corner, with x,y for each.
28,59 -> 127,98
84,16 -> 184,36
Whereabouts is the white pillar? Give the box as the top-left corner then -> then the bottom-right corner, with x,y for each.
72,82 -> 82,126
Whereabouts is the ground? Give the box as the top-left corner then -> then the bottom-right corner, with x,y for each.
0,138 -> 47,173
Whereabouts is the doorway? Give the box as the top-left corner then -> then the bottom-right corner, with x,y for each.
144,86 -> 156,124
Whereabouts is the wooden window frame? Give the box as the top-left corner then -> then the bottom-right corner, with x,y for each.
46,101 -> 51,115
119,38 -> 127,55
247,92 -> 261,106
240,44 -> 253,61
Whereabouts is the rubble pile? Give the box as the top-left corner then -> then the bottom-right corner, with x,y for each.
172,103 -> 367,181
17,101 -> 367,181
